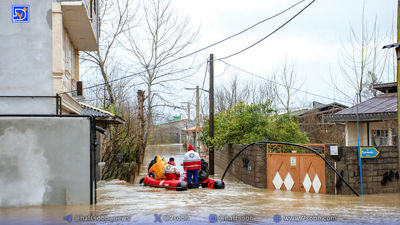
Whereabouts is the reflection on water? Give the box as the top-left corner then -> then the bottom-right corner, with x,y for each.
1,144 -> 400,224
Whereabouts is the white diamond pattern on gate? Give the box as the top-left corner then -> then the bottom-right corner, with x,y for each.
272,172 -> 283,189
302,173 -> 312,192
283,173 -> 294,191
312,174 -> 322,193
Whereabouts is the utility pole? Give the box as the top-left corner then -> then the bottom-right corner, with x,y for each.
186,101 -> 191,149
397,0 -> 400,175
196,86 -> 200,152
187,101 -> 191,122
209,54 -> 215,175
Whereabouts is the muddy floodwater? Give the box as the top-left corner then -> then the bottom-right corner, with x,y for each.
1,144 -> 400,225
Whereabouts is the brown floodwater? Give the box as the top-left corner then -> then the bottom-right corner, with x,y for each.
1,144 -> 400,225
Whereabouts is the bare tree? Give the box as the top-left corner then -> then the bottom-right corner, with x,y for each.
215,74 -> 241,113
124,0 -> 198,146
81,0 -> 136,108
215,73 -> 279,113
274,62 -> 301,113
248,80 -> 278,107
336,1 -> 393,103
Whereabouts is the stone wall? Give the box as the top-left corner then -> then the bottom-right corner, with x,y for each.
325,145 -> 400,195
215,143 -> 267,188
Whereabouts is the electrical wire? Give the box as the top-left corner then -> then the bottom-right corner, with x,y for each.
217,0 -> 317,61
219,60 -> 352,105
61,0 -> 308,95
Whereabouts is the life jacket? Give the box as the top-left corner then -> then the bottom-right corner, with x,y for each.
183,150 -> 201,170
163,161 -> 179,180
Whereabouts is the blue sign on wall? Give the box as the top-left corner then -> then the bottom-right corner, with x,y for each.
12,5 -> 30,23
360,147 -> 379,158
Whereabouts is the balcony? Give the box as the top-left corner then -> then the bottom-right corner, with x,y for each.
61,1 -> 98,51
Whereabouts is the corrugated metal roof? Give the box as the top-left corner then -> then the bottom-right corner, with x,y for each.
373,82 -> 397,93
324,93 -> 397,122
336,93 -> 397,115
79,102 -> 116,117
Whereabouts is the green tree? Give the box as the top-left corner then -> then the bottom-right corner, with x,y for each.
201,102 -> 308,150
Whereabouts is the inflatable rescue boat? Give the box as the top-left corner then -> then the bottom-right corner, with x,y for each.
143,176 -> 225,191
143,176 -> 188,191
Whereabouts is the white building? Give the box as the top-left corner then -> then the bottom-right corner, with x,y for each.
325,82 -> 397,147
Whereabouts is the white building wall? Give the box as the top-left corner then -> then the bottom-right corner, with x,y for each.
0,0 -> 54,114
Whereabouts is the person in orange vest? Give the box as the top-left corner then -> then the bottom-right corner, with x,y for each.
183,144 -> 201,187
148,156 -> 167,179
163,157 -> 180,180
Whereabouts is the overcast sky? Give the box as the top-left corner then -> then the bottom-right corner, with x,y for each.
168,0 -> 397,111
81,0 -> 397,120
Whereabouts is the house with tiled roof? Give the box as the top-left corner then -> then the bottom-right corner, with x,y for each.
324,82 -> 397,147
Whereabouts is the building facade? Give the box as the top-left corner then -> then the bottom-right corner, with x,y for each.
325,82 -> 397,147
0,0 -> 101,206
0,0 -> 99,114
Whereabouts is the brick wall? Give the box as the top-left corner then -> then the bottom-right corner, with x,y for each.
215,143 -> 267,188
325,145 -> 400,194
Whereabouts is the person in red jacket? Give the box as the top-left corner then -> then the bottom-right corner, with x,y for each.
163,157 -> 180,180
183,144 -> 201,187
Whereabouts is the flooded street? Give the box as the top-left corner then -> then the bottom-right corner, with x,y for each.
1,144 -> 400,224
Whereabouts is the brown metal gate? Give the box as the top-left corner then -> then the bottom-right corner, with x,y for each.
266,144 -> 326,193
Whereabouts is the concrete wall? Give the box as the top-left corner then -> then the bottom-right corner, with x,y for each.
215,144 -> 267,188
0,117 -> 91,206
0,0 -> 54,114
325,145 -> 399,195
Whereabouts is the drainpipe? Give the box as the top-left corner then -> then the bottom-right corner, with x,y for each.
89,116 -> 97,204
397,0 -> 400,188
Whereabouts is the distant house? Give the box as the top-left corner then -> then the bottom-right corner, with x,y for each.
150,116 -> 194,144
324,82 -> 397,147
297,101 -> 348,145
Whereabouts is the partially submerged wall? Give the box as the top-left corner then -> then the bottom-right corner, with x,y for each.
216,143 -> 400,195
0,117 -> 90,206
325,145 -> 399,195
215,143 -> 267,188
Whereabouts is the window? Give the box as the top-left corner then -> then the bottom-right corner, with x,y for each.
392,128 -> 398,146
372,129 -> 388,146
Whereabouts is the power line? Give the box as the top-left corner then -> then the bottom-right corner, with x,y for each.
219,60 -> 352,105
61,0 -> 307,95
217,0 -> 317,61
